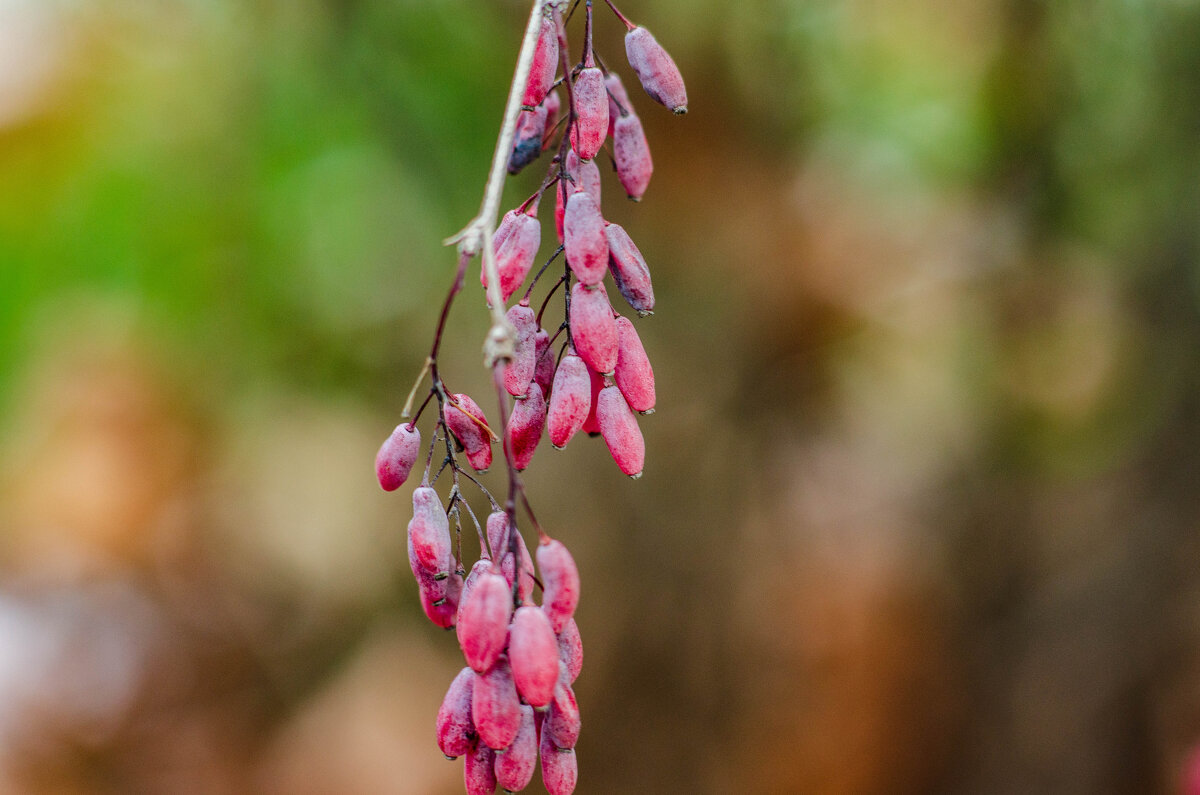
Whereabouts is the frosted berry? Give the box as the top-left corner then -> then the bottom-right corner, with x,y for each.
548,352 -> 591,449
504,303 -> 538,398
625,26 -> 688,114
533,328 -> 555,396
506,381 -> 546,472
558,618 -> 583,684
508,104 -> 548,175
376,423 -> 421,491
446,393 -> 494,473
536,538 -> 580,633
508,605 -> 560,708
436,667 -> 477,759
408,486 -> 451,577
605,71 -> 634,137
473,657 -> 522,750
613,113 -> 653,200
494,705 -> 537,793
486,511 -> 534,603
543,678 -> 580,749
457,564 -> 513,673
614,315 -> 656,413
542,90 -> 561,146
483,209 -> 541,303
563,191 -> 608,286
605,223 -> 655,316
522,14 -> 558,108
540,731 -> 578,795
569,282 -> 618,375
417,565 -> 462,629
568,66 -> 608,161
565,149 -> 602,209
465,741 -> 498,795
597,385 -> 645,477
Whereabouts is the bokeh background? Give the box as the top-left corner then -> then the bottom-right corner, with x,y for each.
3,0 -> 1200,792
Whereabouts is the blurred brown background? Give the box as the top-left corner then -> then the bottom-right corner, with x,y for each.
3,0 -> 1200,793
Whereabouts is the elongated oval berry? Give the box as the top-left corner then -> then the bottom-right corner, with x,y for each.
597,385 -> 645,477
605,223 -> 655,316
408,486 -> 450,576
506,382 -> 546,472
504,303 -> 537,398
503,538 -> 535,604
494,705 -> 536,793
568,66 -> 608,160
544,679 -> 580,749
625,26 -> 688,114
565,149 -> 601,209
537,538 -> 580,633
446,394 -> 493,473
542,90 -> 561,147
486,511 -> 510,561
465,741 -> 498,795
457,565 -> 514,673
508,606 -> 560,708
522,15 -> 558,108
508,104 -> 548,175
558,618 -> 583,684
533,329 -> 555,396
457,559 -> 490,624
548,352 -> 591,449
580,363 -> 604,436
614,316 -> 655,413
540,731 -> 578,795
613,113 -> 653,200
492,209 -> 518,256
605,72 -> 634,137
493,211 -> 541,303
418,566 -> 462,629
375,423 -> 421,491
563,191 -> 608,286
569,282 -> 618,375
555,180 -> 568,245
473,658 -> 522,750
437,667 -> 476,759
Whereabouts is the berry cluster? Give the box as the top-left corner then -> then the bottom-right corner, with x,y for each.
374,1 -> 685,792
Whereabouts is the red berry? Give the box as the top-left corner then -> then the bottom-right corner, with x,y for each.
613,316 -> 655,413
605,222 -> 655,316
548,352 -> 591,449
569,282 -> 618,375
625,26 -> 688,114
522,15 -> 558,108
568,66 -> 608,161
543,679 -> 580,749
446,393 -> 493,473
508,104 -> 548,175
506,381 -> 546,472
465,740 -> 498,795
473,657 -> 522,750
436,667 -> 476,759
539,731 -> 578,795
508,606 -> 560,708
408,486 -> 450,576
536,538 -> 579,633
504,303 -> 538,398
375,423 -> 421,491
417,566 -> 462,629
457,564 -> 513,673
485,511 -> 534,603
605,72 -> 634,138
580,363 -> 604,436
542,90 -> 561,147
563,191 -> 608,286
597,385 -> 645,477
613,113 -> 653,200
557,618 -> 583,684
483,210 -> 541,303
533,328 -> 555,396
565,149 -> 602,209
494,705 -> 537,793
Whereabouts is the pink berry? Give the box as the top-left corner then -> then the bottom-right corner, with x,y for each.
473,657 -> 522,750
613,113 -> 653,200
568,66 -> 608,161
506,381 -> 546,472
436,667 -> 476,759
508,606 -> 560,708
522,15 -> 558,108
483,210 -> 541,303
613,316 -> 655,413
494,705 -> 537,793
605,71 -> 634,137
542,90 -> 561,146
580,363 -> 604,436
375,423 -> 421,491
569,282 -> 618,375
565,149 -> 601,209
446,393 -> 493,473
597,385 -> 645,478
508,104 -> 548,175
536,538 -> 579,633
417,566 -> 462,629
558,618 -> 583,684
605,222 -> 655,316
543,679 -> 580,749
548,352 -> 591,449
563,191 -> 608,286
540,730 -> 578,795
457,564 -> 513,673
625,26 -> 688,114
465,741 -> 498,795
504,303 -> 538,398
533,328 -> 555,396
492,208 -> 518,254
408,486 -> 450,576
554,180 -> 567,245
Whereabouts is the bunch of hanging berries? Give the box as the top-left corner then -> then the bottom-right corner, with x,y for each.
374,1 -> 685,792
